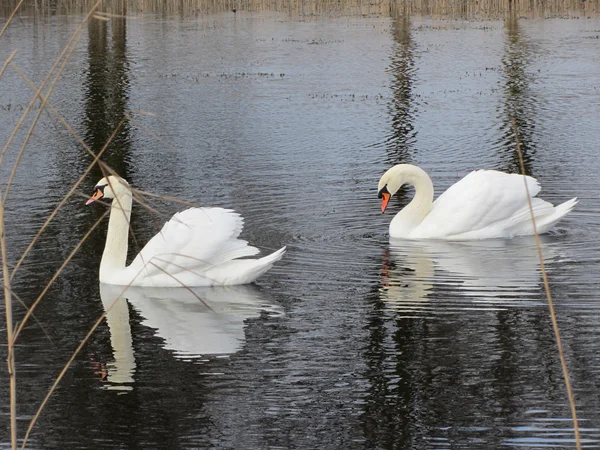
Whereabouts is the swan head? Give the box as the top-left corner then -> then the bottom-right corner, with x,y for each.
377,164 -> 433,213
377,165 -> 406,213
86,175 -> 130,205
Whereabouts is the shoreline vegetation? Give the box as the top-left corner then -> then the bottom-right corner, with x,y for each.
1,0 -> 599,19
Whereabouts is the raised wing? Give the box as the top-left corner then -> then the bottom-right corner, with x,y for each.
128,207 -> 259,285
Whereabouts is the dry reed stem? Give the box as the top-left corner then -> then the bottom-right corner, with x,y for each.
149,259 -> 214,309
0,50 -> 18,80
0,0 -> 101,173
21,244 -> 220,448
2,69 -> 186,286
8,112 -> 127,282
0,189 -> 17,449
0,0 -> 25,39
6,287 -> 55,346
133,189 -> 196,209
129,116 -> 179,154
512,117 -> 581,449
92,13 -> 111,21
11,208 -> 109,345
8,132 -> 136,341
2,30 -> 84,202
20,275 -> 146,449
94,10 -> 137,19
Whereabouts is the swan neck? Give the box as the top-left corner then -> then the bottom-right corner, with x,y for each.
390,166 -> 434,235
100,191 -> 133,281
407,168 -> 434,215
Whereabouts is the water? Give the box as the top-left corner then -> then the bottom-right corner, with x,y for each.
1,8 -> 600,449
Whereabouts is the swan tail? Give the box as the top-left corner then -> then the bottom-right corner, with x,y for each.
205,240 -> 260,266
205,246 -> 287,285
240,246 -> 287,283
535,197 -> 578,234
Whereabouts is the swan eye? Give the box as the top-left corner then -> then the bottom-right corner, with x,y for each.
95,184 -> 107,193
378,185 -> 389,199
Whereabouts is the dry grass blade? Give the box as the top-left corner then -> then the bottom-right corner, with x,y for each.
133,189 -> 197,209
11,209 -> 109,345
10,62 -> 126,180
0,189 -> 17,449
0,0 -> 101,173
129,116 -> 178,153
20,281 -> 138,449
9,115 -> 127,282
149,259 -> 214,310
1,69 -> 172,284
2,31 -> 83,202
7,286 -> 55,346
511,117 -> 581,450
0,50 -> 18,80
9,62 -> 94,155
92,13 -> 110,21
94,11 -> 137,19
0,0 -> 25,39
21,257 -> 164,449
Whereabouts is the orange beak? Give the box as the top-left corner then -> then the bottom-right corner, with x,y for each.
381,192 -> 391,213
86,189 -> 104,205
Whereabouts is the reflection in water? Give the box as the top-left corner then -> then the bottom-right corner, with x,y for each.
384,15 -> 417,165
380,237 -> 558,314
363,237 -> 569,448
99,283 -> 283,390
85,11 -> 132,180
498,15 -> 537,175
99,288 -> 135,391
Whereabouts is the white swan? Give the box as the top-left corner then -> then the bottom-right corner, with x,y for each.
86,176 -> 286,286
377,164 -> 577,240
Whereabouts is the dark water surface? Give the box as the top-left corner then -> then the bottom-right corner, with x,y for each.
1,10 -> 600,449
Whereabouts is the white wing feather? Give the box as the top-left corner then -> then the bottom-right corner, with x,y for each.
127,208 -> 261,285
414,170 -> 545,239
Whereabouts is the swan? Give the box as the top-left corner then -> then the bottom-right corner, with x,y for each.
377,164 -> 577,240
86,175 -> 286,286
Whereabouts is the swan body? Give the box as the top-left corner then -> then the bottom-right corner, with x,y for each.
377,164 -> 577,240
87,176 -> 285,287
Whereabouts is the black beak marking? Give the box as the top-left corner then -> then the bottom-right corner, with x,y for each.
378,185 -> 389,199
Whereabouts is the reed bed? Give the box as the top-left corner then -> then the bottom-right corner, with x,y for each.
0,0 -> 585,448
1,0 -> 599,18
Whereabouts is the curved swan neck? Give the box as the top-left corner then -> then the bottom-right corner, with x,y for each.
388,165 -> 435,234
100,189 -> 133,282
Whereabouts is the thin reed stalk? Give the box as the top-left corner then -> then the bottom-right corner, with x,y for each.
0,50 -> 18,80
2,30 -> 83,202
0,189 -> 17,450
6,96 -> 126,282
0,0 -> 101,174
512,117 -> 581,450
20,278 -> 141,449
0,0 -> 26,39
10,202 -> 109,345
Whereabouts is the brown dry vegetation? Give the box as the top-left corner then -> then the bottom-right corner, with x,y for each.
1,0 -> 599,19
0,1 -> 587,449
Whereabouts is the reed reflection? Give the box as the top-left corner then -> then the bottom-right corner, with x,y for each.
84,10 -> 132,181
384,15 -> 417,166
498,15 -> 537,175
98,283 -> 283,390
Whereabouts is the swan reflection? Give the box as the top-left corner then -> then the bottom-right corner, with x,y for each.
99,283 -> 283,390
380,237 -> 561,315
